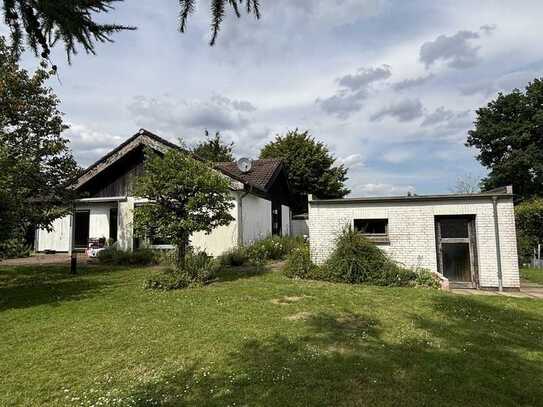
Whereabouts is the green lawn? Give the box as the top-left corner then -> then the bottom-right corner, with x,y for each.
521,267 -> 543,285
1,264 -> 543,406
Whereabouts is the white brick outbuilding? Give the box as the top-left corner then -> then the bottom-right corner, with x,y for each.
308,186 -> 519,290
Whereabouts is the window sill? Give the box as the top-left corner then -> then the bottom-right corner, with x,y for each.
363,235 -> 390,245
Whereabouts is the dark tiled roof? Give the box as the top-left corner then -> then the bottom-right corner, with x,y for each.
215,159 -> 283,192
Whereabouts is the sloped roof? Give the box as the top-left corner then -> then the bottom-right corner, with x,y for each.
215,159 -> 284,192
74,129 -> 286,194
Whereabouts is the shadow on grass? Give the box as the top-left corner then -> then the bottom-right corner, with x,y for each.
214,264 -> 269,283
111,294 -> 543,406
0,265 -> 110,311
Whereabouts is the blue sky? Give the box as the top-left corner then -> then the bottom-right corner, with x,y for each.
6,0 -> 543,196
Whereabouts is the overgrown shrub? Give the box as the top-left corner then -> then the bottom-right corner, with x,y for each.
145,250 -> 219,290
218,247 -> 248,267
97,246 -> 158,266
515,198 -> 543,264
0,236 -> 32,259
283,227 -> 440,289
316,225 -> 422,287
413,268 -> 441,288
218,235 -> 305,267
323,225 -> 393,284
284,243 -> 317,279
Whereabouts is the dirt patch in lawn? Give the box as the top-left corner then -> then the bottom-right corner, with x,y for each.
271,295 -> 308,305
285,311 -> 314,321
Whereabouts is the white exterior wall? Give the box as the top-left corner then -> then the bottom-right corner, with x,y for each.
308,198 -> 519,289
242,194 -> 272,245
36,192 -> 286,258
191,194 -> 238,257
281,205 -> 291,236
118,198 -> 135,251
36,203 -> 116,252
36,215 -> 71,252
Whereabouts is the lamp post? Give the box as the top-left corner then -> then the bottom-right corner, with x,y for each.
70,203 -> 77,275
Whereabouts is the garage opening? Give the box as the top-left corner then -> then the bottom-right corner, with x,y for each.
435,215 -> 478,288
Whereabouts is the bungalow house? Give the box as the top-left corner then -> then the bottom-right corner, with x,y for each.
308,188 -> 520,291
35,129 -> 292,256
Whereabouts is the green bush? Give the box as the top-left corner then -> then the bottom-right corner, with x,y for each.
414,268 -> 441,289
323,225 -> 392,284
284,243 -> 317,279
218,247 -> 248,267
248,235 -> 305,261
218,235 -> 305,267
0,236 -> 31,259
145,250 -> 219,290
515,198 -> 543,264
371,264 -> 417,287
316,225 -> 418,287
97,246 -> 158,266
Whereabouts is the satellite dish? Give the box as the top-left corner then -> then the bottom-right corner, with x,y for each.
236,157 -> 253,173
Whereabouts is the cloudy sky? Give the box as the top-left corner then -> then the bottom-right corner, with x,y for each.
9,0 -> 543,196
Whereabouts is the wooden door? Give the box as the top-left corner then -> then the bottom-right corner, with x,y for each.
435,216 -> 478,288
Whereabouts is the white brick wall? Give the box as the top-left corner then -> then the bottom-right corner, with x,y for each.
308,197 -> 519,289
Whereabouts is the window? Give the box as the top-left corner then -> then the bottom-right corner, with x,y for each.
354,219 -> 388,235
354,219 -> 389,243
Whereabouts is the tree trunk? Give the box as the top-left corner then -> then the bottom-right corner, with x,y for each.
176,233 -> 188,269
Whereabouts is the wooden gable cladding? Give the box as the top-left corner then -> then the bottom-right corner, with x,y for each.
74,129 -> 245,198
75,130 -> 173,192
79,147 -> 145,198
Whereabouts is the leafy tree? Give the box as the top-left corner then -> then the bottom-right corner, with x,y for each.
2,0 -> 261,62
0,36 -> 79,251
515,197 -> 543,264
466,78 -> 543,201
260,129 -> 350,214
134,148 -> 234,267
193,130 -> 235,162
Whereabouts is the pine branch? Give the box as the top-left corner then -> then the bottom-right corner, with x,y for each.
178,0 -> 195,33
209,0 -> 226,46
3,0 -> 135,63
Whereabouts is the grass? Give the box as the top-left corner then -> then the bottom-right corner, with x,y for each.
521,267 -> 543,285
1,263 -> 543,406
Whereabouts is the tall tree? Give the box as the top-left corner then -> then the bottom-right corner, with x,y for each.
193,130 -> 235,162
0,36 -> 80,249
134,148 -> 234,267
260,129 -> 350,214
2,0 -> 260,62
466,78 -> 543,201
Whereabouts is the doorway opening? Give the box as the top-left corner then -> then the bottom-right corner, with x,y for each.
272,200 -> 282,236
74,210 -> 90,249
435,215 -> 478,288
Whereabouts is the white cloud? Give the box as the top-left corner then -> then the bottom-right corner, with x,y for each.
419,30 -> 481,69
64,124 -> 125,167
337,65 -> 392,92
317,65 -> 392,118
382,150 -> 414,164
127,94 -> 256,139
393,74 -> 434,91
337,153 -> 364,168
371,99 -> 424,122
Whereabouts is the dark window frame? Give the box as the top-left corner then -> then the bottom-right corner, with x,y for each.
353,218 -> 389,244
